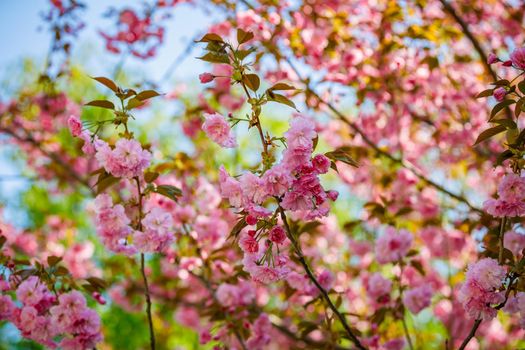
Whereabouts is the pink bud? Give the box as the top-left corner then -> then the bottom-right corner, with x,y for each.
67,115 -> 82,137
487,53 -> 499,65
199,73 -> 215,83
92,292 -> 107,305
493,87 -> 506,102
245,215 -> 258,225
269,226 -> 286,244
502,60 -> 513,67
327,190 -> 339,201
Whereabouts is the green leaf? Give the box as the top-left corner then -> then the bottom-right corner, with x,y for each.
55,266 -> 69,276
298,321 -> 318,337
92,76 -> 118,92
518,80 -> 525,95
13,259 -> 31,265
330,161 -> 338,173
85,100 -> 115,110
117,89 -> 137,100
490,99 -> 515,120
324,147 -> 359,167
243,74 -> 260,91
371,307 -> 388,325
476,89 -> 494,98
269,83 -> 296,91
491,79 -> 510,86
516,98 -> 525,118
298,221 -> 322,235
491,118 -> 517,129
136,90 -> 161,101
229,218 -> 247,239
95,172 -> 120,194
267,92 -> 297,110
235,48 -> 255,61
507,128 -> 519,144
47,256 -> 62,267
144,171 -> 159,183
312,135 -> 319,151
197,52 -> 230,64
496,149 -> 513,166
126,98 -> 144,110
195,33 -> 224,43
237,28 -> 254,45
86,277 -> 108,290
154,184 -> 182,202
406,249 -> 419,257
473,125 -> 507,146
410,260 -> 425,275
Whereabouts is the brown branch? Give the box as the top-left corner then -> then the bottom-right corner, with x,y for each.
283,61 -> 483,214
278,206 -> 367,350
498,216 -> 507,264
189,272 -> 248,350
135,177 -> 156,350
457,319 -> 482,350
0,126 -> 95,195
437,0 -> 496,81
438,0 -> 513,121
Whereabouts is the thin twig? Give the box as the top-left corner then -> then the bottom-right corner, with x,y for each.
135,177 -> 156,350
498,216 -> 507,264
458,319 -> 482,350
0,126 -> 94,194
283,58 -> 483,214
278,206 -> 367,350
189,272 -> 248,350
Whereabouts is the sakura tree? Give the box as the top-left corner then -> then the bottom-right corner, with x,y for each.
0,1 -> 525,349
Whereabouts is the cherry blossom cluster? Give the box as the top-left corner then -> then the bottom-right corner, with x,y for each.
483,174 -> 525,217
0,277 -> 102,349
458,258 -> 506,320
100,4 -> 172,59
211,115 -> 338,283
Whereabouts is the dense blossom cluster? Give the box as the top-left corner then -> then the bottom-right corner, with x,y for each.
3,0 -> 525,349
100,6 -> 170,58
458,258 -> 506,320
217,116 -> 337,221
0,277 -> 102,349
483,174 -> 525,217
374,227 -> 413,264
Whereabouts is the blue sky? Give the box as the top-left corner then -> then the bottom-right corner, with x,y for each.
0,1 -> 219,89
0,1 -> 223,223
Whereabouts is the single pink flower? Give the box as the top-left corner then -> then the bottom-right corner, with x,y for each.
202,113 -> 237,148
67,115 -> 82,137
510,47 -> 525,69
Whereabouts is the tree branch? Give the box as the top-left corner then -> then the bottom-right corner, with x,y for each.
278,206 -> 367,350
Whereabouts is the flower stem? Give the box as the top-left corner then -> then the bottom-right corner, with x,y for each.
141,253 -> 156,350
498,216 -> 507,264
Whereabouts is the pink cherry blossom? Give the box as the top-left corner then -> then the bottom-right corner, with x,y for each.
503,230 -> 525,257
510,47 -> 525,69
375,227 -> 413,264
493,87 -> 506,101
95,138 -> 152,179
16,276 -> 48,306
67,115 -> 82,137
367,273 -> 392,300
403,285 -> 433,314
268,226 -> 286,244
202,112 -> 237,148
